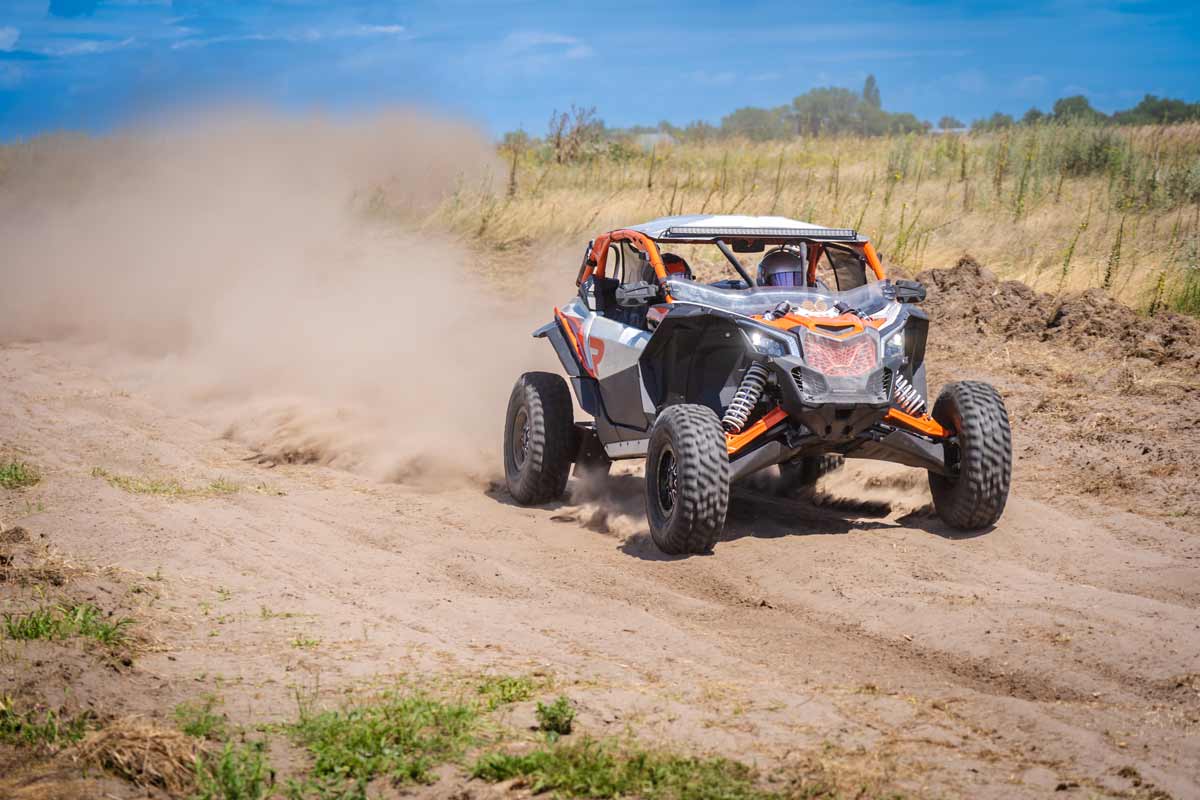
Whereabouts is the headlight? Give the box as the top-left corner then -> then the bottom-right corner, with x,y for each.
884,330 -> 905,361
748,330 -> 790,357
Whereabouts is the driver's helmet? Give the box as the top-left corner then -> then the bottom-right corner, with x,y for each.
757,245 -> 808,287
660,252 -> 693,280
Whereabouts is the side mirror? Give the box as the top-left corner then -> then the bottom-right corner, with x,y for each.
892,279 -> 926,304
616,281 -> 659,307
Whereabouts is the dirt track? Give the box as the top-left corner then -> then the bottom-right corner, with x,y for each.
2,120 -> 1199,797
2,327 -> 1198,798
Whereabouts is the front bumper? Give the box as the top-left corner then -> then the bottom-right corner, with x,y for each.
767,356 -> 890,442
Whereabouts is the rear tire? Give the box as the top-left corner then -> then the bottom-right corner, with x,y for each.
778,454 -> 843,491
645,405 -> 730,555
928,381 -> 1012,530
504,372 -> 574,505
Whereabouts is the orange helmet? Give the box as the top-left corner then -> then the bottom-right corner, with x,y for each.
661,252 -> 693,280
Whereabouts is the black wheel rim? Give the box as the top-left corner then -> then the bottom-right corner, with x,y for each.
656,446 -> 678,516
512,407 -> 530,469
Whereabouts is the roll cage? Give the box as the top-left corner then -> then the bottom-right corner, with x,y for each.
576,227 -> 888,292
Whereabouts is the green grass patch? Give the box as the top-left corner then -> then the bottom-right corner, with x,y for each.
0,461 -> 40,489
91,467 -> 279,498
472,737 -> 780,800
193,740 -> 273,800
3,603 -> 133,645
536,695 -> 575,738
288,689 -> 479,791
1171,264 -> 1200,316
476,675 -> 538,710
207,477 -> 243,495
174,695 -> 228,741
91,466 -> 188,496
0,695 -> 91,748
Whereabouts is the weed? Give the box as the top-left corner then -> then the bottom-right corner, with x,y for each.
0,461 -> 40,490
476,675 -> 537,710
3,603 -> 132,645
1103,216 -> 1126,289
208,477 -> 242,494
473,737 -> 777,800
92,467 -> 254,498
260,606 -> 301,620
174,695 -> 228,741
292,635 -> 320,649
536,695 -> 575,738
193,740 -> 273,800
0,695 -> 91,748
289,690 -> 478,788
92,466 -> 187,496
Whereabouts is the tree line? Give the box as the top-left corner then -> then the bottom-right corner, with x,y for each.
971,93 -> 1200,131
501,80 -> 1200,165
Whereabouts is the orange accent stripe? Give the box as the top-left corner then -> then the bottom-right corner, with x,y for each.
726,406 -> 789,456
884,407 -> 949,439
554,307 -> 593,377
755,313 -> 886,338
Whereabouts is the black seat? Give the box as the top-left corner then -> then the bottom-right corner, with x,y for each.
588,277 -> 620,316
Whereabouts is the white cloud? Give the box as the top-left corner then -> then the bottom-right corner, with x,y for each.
172,23 -> 406,50
501,32 -> 593,60
40,37 -> 136,56
0,26 -> 19,52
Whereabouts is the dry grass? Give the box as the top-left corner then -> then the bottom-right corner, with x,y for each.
431,124 -> 1200,313
75,717 -> 204,794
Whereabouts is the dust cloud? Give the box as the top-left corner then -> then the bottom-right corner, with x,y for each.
0,110 -> 553,486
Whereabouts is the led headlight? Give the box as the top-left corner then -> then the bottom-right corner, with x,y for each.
748,330 -> 790,357
884,330 -> 905,361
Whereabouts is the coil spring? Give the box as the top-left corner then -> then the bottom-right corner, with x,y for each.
722,362 -> 769,433
892,373 -> 926,416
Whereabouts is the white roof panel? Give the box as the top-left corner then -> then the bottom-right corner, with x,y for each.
624,214 -> 857,241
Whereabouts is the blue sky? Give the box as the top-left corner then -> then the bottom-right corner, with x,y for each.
1,0 -> 1197,140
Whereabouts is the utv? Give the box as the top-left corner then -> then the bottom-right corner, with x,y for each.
503,215 -> 1011,554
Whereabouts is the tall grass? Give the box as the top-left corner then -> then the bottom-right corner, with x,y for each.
431,123 -> 1200,313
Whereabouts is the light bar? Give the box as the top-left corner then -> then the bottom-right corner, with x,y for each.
663,226 -> 858,240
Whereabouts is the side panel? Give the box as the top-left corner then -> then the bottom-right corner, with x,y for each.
584,314 -> 653,433
558,298 -> 653,440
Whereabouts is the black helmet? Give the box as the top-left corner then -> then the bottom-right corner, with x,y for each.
757,245 -> 807,287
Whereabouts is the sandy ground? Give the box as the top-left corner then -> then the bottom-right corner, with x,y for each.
2,332 -> 1197,799
1,119 -> 1198,797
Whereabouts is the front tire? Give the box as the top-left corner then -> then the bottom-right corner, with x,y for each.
504,372 -> 574,504
928,381 -> 1012,530
645,405 -> 730,555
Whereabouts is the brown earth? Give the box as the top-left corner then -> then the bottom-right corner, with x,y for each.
2,115 -> 1198,798
1,258 -> 1199,798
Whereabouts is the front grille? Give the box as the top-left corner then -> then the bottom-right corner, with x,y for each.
791,366 -> 828,399
882,367 -> 893,400
802,333 -> 879,377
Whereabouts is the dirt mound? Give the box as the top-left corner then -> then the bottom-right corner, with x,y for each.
917,255 -> 1200,529
918,255 -> 1200,369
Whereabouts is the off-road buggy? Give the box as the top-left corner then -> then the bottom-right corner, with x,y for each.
504,215 -> 1012,554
